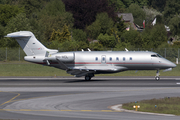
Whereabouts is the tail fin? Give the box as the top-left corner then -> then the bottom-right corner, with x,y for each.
5,31 -> 58,56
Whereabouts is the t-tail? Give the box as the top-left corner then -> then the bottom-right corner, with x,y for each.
5,31 -> 58,63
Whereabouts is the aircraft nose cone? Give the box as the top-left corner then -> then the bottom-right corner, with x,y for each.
171,62 -> 176,68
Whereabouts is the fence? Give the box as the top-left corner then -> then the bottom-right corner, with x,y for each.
0,47 -> 179,63
0,48 -> 26,61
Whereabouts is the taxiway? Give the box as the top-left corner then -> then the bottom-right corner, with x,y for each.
0,76 -> 180,120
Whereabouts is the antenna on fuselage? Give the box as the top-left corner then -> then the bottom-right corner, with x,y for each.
87,48 -> 91,51
125,48 -> 128,51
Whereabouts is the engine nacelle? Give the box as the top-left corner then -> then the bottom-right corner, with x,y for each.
25,52 -> 75,63
55,52 -> 74,62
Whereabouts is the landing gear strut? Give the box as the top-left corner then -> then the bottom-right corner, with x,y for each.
155,70 -> 160,81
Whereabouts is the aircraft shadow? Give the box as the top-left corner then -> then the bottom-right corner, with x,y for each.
64,79 -> 107,83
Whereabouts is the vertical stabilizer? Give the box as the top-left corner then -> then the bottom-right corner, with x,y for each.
5,31 -> 58,56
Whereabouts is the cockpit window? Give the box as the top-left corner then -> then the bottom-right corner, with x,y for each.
151,54 -> 163,58
151,54 -> 157,57
157,54 -> 163,58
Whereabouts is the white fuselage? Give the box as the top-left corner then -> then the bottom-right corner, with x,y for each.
25,51 -> 176,74
6,31 -> 176,80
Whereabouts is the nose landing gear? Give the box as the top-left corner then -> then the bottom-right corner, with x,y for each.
155,70 -> 160,81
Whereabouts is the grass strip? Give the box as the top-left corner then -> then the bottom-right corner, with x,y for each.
0,61 -> 179,76
122,97 -> 180,115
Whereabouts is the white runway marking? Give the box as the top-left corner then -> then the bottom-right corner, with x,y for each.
0,77 -> 179,80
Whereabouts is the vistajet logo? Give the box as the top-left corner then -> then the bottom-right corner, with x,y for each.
31,48 -> 44,50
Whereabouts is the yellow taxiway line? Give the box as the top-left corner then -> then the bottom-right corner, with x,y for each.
0,91 -> 20,106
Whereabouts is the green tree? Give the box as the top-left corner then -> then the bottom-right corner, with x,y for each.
0,4 -> 24,26
112,16 -> 126,40
142,24 -> 167,48
97,33 -> 116,48
143,6 -> 162,24
86,13 -> 114,39
0,25 -> 4,36
121,30 -> 143,48
50,25 -> 71,43
169,15 -> 180,36
163,0 -> 180,24
38,0 -> 74,42
115,41 -> 134,50
0,0 -> 8,4
108,0 -> 126,12
64,0 -> 116,29
147,0 -> 167,12
18,0 -> 44,18
89,42 -> 104,51
40,0 -> 66,16
126,3 -> 145,26
0,0 -> 19,4
173,41 -> 180,48
3,13 -> 33,47
119,0 -> 147,8
0,25 -> 5,46
72,29 -> 87,43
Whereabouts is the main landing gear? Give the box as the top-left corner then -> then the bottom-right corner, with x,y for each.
155,70 -> 160,81
85,76 -> 91,81
85,74 -> 94,81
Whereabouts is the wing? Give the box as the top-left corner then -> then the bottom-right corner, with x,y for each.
56,57 -> 127,77
66,66 -> 128,77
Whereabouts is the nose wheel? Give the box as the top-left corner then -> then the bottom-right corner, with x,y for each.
155,70 -> 160,81
155,76 -> 160,81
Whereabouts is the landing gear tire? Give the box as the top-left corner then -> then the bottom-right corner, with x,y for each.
85,76 -> 91,81
155,69 -> 160,81
155,76 -> 160,81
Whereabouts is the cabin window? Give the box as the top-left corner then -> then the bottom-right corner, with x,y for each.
95,57 -> 98,61
116,57 -> 119,61
123,57 -> 125,61
109,57 -> 112,61
130,57 -> 132,60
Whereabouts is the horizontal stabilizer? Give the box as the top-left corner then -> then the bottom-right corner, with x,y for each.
5,31 -> 32,38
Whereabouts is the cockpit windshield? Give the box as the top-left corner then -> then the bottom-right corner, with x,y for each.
157,54 -> 163,58
151,54 -> 163,58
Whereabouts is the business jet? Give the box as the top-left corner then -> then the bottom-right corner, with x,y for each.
5,31 -> 176,81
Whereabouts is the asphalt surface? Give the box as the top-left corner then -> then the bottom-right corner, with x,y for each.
0,76 -> 180,120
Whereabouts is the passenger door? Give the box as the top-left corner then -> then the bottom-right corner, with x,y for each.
101,55 -> 106,64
